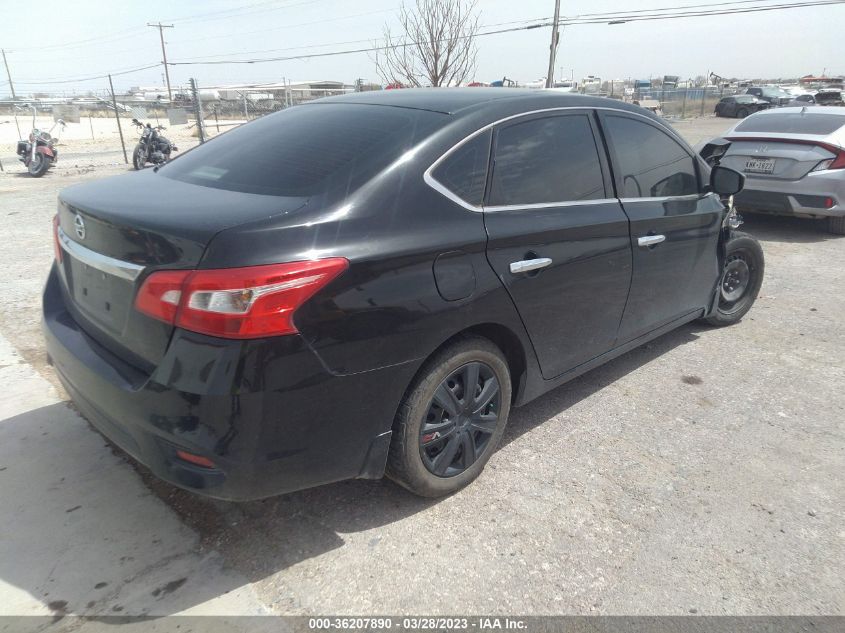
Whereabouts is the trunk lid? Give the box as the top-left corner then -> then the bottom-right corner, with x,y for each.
720,138 -> 837,180
56,170 -> 307,370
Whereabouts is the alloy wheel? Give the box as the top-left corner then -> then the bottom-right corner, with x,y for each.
419,362 -> 501,478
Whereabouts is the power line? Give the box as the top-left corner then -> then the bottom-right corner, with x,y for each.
10,0 -> 844,87
166,0 -> 323,25
170,8 -> 397,45
3,0 -> 320,53
560,0 -> 804,19
558,0 -> 845,24
168,0 -> 845,66
14,63 -> 161,86
5,26 -> 149,53
168,17 -> 552,62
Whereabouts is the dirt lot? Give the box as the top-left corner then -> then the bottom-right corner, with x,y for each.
0,114 -> 843,619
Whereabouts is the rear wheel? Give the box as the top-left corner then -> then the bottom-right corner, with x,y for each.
386,337 -> 512,497
827,216 -> 845,235
702,231 -> 764,327
28,153 -> 50,177
736,107 -> 750,118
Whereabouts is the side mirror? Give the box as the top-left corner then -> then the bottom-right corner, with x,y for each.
710,165 -> 745,196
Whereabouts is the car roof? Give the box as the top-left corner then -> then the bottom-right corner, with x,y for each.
750,105 -> 845,116
313,87 -> 652,117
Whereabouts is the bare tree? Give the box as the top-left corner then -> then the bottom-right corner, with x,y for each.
375,0 -> 480,88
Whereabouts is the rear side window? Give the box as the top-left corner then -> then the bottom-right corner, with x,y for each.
160,103 -> 446,197
604,115 -> 699,198
488,115 -> 605,206
735,112 -> 845,135
431,131 -> 491,207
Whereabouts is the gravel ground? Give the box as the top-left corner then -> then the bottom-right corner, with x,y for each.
0,114 -> 842,617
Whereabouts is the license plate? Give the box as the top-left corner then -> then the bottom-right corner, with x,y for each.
744,158 -> 775,174
67,255 -> 130,331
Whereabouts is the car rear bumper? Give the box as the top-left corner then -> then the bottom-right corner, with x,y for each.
42,264 -> 410,500
734,171 -> 845,218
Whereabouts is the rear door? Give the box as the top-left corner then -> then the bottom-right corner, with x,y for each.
482,111 -> 632,379
598,111 -> 723,343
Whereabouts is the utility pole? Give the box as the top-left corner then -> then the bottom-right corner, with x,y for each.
545,0 -> 562,88
1,49 -> 15,100
108,74 -> 128,164
147,22 -> 174,102
189,78 -> 205,144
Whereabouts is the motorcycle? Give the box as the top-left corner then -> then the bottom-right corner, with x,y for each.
15,105 -> 65,177
131,119 -> 177,170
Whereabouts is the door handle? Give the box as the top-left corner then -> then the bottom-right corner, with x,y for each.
509,258 -> 553,274
637,234 -> 666,248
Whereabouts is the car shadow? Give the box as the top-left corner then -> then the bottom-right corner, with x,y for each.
0,321 -> 704,617
135,321 -> 706,587
739,212 -> 842,243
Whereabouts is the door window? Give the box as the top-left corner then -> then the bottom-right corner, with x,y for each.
604,115 -> 699,198
430,131 -> 491,207
489,115 -> 605,206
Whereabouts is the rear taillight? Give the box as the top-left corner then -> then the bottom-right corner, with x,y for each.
828,150 -> 845,170
52,215 -> 62,263
135,259 -> 348,339
811,150 -> 845,172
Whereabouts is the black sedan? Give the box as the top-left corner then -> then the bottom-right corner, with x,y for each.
715,94 -> 771,118
43,89 -> 761,499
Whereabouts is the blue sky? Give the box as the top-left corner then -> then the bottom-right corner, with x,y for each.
1,0 -> 843,94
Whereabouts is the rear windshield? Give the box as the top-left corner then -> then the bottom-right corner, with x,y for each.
160,103 -> 447,196
735,96 -> 757,103
735,112 -> 845,135
759,88 -> 790,97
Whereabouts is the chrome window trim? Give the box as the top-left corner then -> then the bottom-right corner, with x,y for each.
423,105 -> 683,213
58,227 -> 144,282
485,198 -> 619,212
619,193 -> 704,204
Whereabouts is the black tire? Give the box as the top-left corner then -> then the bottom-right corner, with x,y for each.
736,107 -> 749,119
827,216 -> 845,235
132,145 -> 146,170
386,336 -> 512,498
714,107 -> 722,117
702,231 -> 764,327
28,153 -> 50,177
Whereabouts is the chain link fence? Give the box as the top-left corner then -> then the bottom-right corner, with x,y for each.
631,86 -> 745,118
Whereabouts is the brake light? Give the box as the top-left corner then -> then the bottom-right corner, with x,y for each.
829,150 -> 845,170
52,215 -> 62,263
135,259 -> 349,339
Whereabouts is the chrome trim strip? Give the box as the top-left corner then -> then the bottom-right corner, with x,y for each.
423,172 -> 481,212
424,105 -> 680,213
487,198 -> 617,212
58,227 -> 144,281
619,193 -> 703,204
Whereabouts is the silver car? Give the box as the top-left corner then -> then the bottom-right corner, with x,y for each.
716,106 -> 845,234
